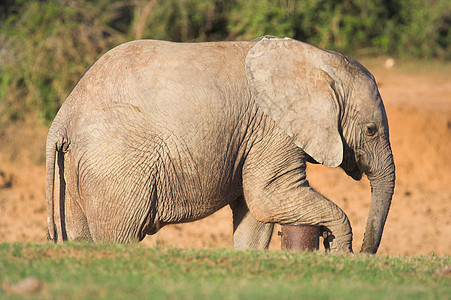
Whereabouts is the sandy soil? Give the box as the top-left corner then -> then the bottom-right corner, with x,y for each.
1,59 -> 450,256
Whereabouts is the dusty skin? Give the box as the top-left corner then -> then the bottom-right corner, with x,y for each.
0,59 -> 450,256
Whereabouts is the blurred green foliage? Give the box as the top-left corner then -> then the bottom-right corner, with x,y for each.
0,0 -> 127,123
0,0 -> 450,124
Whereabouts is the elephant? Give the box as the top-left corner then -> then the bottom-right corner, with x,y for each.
46,36 -> 395,254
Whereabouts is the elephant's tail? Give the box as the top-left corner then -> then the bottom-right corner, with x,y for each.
45,123 -> 70,243
45,134 -> 57,242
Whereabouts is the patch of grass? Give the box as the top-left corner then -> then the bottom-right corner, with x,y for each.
0,243 -> 450,299
359,57 -> 451,77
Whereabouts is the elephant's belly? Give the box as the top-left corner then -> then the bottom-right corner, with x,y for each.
155,179 -> 241,225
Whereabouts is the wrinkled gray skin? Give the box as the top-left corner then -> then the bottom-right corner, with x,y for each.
46,37 -> 395,254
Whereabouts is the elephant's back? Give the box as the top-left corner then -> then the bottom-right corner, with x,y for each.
62,39 -> 255,133
69,39 -> 253,104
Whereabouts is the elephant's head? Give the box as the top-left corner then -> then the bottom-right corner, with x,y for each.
245,37 -> 395,254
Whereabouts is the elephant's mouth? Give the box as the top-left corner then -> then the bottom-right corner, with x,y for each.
346,165 -> 363,180
341,149 -> 363,180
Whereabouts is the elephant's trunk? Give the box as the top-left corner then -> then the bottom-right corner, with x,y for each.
360,151 -> 395,254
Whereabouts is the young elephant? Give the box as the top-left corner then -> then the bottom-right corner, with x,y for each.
46,36 -> 395,254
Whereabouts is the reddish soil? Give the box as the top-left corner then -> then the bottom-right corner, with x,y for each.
1,59 -> 450,256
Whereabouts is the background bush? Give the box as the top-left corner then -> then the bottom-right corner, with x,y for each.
1,0 -> 450,125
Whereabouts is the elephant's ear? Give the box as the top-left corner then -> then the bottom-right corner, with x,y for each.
245,37 -> 343,167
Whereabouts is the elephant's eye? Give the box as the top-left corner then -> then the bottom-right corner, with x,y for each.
365,123 -> 378,136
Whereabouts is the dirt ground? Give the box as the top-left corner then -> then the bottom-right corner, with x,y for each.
0,59 -> 450,256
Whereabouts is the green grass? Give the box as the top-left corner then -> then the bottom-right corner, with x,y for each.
0,243 -> 450,299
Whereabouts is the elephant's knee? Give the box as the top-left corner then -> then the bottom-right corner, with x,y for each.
245,201 -> 277,224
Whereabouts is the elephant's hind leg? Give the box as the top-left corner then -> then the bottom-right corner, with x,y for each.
65,195 -> 93,242
84,191 -> 155,244
64,154 -> 93,242
230,196 -> 274,250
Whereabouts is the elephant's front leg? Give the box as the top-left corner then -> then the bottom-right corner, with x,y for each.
230,196 -> 274,250
242,139 -> 353,253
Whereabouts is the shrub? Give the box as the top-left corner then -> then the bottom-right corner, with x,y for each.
0,0 -> 126,125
